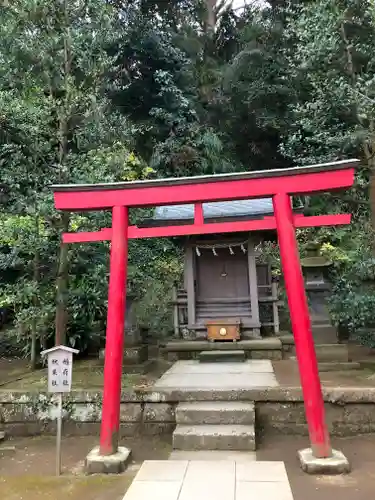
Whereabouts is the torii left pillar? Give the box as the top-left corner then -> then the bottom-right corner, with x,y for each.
86,205 -> 132,474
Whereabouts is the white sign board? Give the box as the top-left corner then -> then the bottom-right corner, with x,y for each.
48,350 -> 73,392
41,346 -> 79,393
41,345 -> 79,476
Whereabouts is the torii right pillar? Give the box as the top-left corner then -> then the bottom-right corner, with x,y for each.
273,193 -> 351,474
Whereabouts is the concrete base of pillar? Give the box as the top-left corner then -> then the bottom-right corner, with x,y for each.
298,448 -> 350,475
85,446 -> 131,475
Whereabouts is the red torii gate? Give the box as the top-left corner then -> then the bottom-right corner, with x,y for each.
52,159 -> 358,460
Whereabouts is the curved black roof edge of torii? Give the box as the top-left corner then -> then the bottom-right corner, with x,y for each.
51,159 -> 359,193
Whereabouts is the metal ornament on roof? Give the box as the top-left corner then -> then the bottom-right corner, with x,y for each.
195,240 -> 248,257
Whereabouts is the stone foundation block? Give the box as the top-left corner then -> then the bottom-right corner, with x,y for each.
144,403 -> 175,423
251,350 -> 282,360
142,422 -> 175,435
199,350 -> 246,363
123,345 -> 148,365
119,403 -> 142,423
1,403 -> 39,423
257,402 -> 307,425
85,446 -> 131,474
166,352 -> 178,362
314,344 -> 348,362
298,448 -> 350,475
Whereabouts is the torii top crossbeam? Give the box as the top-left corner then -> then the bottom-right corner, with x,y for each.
53,159 -> 357,244
54,159 -> 356,210
52,159 -> 358,463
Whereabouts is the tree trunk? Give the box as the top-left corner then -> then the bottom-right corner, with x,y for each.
55,212 -> 70,346
341,20 -> 375,242
54,0 -> 71,346
205,0 -> 216,30
368,161 -> 375,241
30,320 -> 37,369
30,215 -> 40,369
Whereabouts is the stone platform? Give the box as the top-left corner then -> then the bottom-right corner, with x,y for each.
122,460 -> 294,500
162,339 -> 283,361
153,360 -> 278,392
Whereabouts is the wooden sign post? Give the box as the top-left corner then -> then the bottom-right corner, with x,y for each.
41,346 -> 79,476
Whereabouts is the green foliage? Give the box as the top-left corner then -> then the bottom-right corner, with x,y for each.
329,262 -> 375,346
281,0 -> 375,171
2,0 -> 375,358
0,0 -> 151,358
279,0 -> 375,346
325,227 -> 375,345
131,246 -> 183,336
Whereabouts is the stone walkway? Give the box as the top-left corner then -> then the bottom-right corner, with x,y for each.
124,361 -> 288,498
153,360 -> 278,391
122,460 -> 294,500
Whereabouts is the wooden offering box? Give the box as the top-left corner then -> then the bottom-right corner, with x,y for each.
206,319 -> 241,341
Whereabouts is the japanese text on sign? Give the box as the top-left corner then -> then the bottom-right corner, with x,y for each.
47,351 -> 73,393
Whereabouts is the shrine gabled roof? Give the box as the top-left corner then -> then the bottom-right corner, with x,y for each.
151,196 -> 307,223
153,198 -> 275,221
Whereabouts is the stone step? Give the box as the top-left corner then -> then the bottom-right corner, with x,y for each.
176,401 -> 255,425
312,325 -> 338,343
173,424 -> 256,451
291,343 -> 349,362
318,361 -> 361,372
199,350 -> 245,363
315,344 -> 348,362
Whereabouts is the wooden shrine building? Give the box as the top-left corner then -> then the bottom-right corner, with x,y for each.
147,199 -> 302,339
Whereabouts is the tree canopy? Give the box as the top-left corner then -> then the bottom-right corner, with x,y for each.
1,0 -> 375,361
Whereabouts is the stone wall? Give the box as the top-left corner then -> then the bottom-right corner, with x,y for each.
255,387 -> 375,436
0,390 -> 176,437
257,402 -> 375,436
2,388 -> 375,437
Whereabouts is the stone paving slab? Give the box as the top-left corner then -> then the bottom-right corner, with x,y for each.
154,373 -> 278,389
123,460 -> 293,500
134,460 -> 188,482
236,481 -> 293,500
153,360 -> 278,391
169,450 -> 257,461
236,461 -> 287,481
123,480 -> 182,500
166,360 -> 274,374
